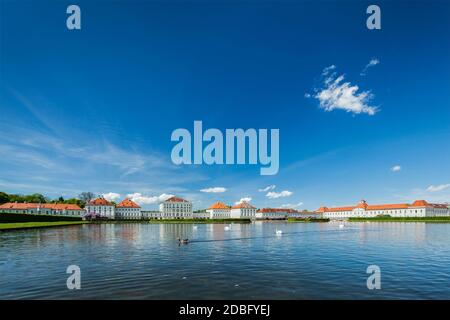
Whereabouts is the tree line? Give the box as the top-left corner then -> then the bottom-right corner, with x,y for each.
0,191 -> 97,208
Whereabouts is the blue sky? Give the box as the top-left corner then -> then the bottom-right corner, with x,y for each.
1,0 -> 449,210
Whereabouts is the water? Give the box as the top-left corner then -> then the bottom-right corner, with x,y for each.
1,221 -> 450,299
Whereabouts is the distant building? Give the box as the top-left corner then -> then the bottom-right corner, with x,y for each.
115,198 -> 141,220
256,208 -> 290,220
142,210 -> 162,219
317,200 -> 450,219
207,202 -> 231,219
159,196 -> 193,219
85,197 -> 115,219
230,201 -> 257,219
193,210 -> 209,219
288,210 -> 322,219
0,202 -> 84,217
255,208 -> 321,220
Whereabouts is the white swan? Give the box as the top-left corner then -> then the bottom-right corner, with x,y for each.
193,225 -> 198,230
275,229 -> 283,235
339,224 -> 345,229
224,226 -> 230,231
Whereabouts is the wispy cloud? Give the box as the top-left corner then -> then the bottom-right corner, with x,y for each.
258,185 -> 276,192
427,184 -> 450,192
391,165 -> 402,172
280,201 -> 304,208
235,197 -> 252,204
0,123 -> 207,199
394,183 -> 450,204
102,192 -> 121,202
308,65 -> 378,115
200,187 -> 227,193
127,193 -> 174,205
266,190 -> 293,199
360,58 -> 380,76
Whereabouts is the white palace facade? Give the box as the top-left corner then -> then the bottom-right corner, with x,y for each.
0,202 -> 84,217
85,197 -> 116,219
317,200 -> 450,219
207,202 -> 231,219
159,196 -> 193,219
115,198 -> 142,219
230,201 -> 257,219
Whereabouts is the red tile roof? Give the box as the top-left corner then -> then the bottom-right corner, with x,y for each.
208,202 -> 230,210
412,200 -> 448,208
88,197 -> 113,206
257,208 -> 298,213
231,201 -> 256,209
0,203 -> 82,211
165,196 -> 188,203
116,198 -> 141,208
0,203 -> 37,210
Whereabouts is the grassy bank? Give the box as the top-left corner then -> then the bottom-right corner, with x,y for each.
348,216 -> 450,223
287,218 -> 330,223
0,212 -> 82,223
0,221 -> 89,231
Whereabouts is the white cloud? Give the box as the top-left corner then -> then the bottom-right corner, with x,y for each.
258,185 -> 276,192
427,184 -> 450,192
281,202 -> 304,208
360,58 -> 380,76
322,65 -> 336,76
102,192 -> 121,202
391,165 -> 402,172
235,197 -> 252,205
127,192 -> 174,205
266,190 -> 293,199
200,187 -> 227,193
312,65 -> 378,115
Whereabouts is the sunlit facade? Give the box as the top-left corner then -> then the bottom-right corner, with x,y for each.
159,196 -> 193,219
317,200 -> 450,219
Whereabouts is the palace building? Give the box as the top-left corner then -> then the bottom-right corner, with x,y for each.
230,201 -> 257,219
85,197 -> 116,219
115,198 -> 142,220
0,202 -> 84,217
317,200 -> 450,219
206,202 -> 231,219
255,208 -> 292,220
159,196 -> 193,219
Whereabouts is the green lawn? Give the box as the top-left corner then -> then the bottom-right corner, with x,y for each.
0,221 -> 89,231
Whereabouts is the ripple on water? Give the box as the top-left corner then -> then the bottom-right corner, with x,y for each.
1,222 -> 450,299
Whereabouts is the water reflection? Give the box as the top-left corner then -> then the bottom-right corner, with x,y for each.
1,222 -> 450,299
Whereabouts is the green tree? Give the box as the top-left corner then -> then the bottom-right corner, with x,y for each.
24,193 -> 46,203
79,192 -> 95,204
0,192 -> 10,204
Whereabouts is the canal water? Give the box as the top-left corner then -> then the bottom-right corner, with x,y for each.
1,222 -> 450,299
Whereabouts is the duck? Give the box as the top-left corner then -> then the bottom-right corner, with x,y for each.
177,237 -> 190,244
